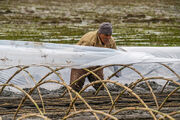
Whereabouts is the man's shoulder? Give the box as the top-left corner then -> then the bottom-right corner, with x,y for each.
80,30 -> 98,41
82,30 -> 98,37
77,30 -> 98,46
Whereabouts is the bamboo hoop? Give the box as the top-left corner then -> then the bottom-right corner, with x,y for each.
158,86 -> 180,112
17,113 -> 50,120
42,65 -> 77,112
67,80 -> 157,120
83,68 -> 114,107
63,109 -> 118,120
0,66 -> 29,94
20,68 -> 46,114
13,66 -> 75,119
13,66 -> 64,119
0,84 -> 43,115
159,111 -> 180,120
108,76 -> 180,114
0,63 -> 179,120
110,107 -> 175,120
28,80 -> 100,120
160,63 -> 180,93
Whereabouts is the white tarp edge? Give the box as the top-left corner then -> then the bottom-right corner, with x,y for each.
0,40 -> 180,90
0,40 -> 180,69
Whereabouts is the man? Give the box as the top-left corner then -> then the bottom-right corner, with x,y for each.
70,22 -> 117,92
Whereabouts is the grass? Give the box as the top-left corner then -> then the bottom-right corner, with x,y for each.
0,23 -> 179,46
0,0 -> 179,46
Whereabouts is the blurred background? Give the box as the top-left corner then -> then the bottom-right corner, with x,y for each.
0,0 -> 179,46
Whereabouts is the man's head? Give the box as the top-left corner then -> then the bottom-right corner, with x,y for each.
98,22 -> 112,45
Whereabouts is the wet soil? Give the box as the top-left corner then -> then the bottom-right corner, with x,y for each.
0,0 -> 180,46
0,82 -> 179,120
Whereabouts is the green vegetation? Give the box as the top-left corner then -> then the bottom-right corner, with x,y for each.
0,0 -> 179,46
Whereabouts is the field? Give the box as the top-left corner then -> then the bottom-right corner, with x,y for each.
0,0 -> 180,46
0,0 -> 180,120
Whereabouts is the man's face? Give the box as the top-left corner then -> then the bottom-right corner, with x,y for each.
99,33 -> 111,45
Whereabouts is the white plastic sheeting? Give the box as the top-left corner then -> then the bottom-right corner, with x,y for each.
0,40 -> 180,90
0,40 -> 180,68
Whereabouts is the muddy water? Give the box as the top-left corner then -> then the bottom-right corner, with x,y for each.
0,0 -> 180,46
